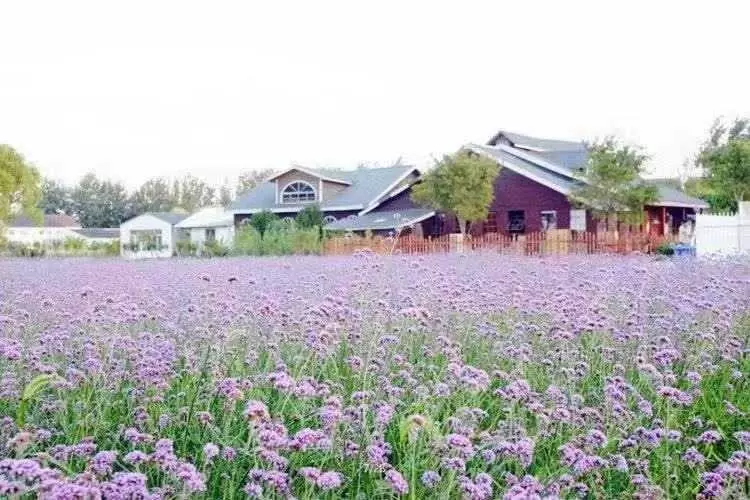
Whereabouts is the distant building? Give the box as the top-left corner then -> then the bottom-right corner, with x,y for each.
175,207 -> 235,250
120,212 -> 188,258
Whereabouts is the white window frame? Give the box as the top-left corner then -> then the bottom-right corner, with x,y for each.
540,210 -> 558,231
280,181 -> 317,204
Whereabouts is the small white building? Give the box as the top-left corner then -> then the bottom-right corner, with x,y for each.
175,207 -> 235,252
120,212 -> 188,259
5,214 -> 81,245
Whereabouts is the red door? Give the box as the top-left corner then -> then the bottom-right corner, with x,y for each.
647,207 -> 664,236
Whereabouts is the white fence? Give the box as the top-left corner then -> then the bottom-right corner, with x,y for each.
695,202 -> 750,256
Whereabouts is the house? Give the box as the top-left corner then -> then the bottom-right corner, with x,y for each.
230,131 -> 709,239
120,212 -> 188,258
465,130 -> 709,236
230,165 -> 434,235
5,214 -> 81,244
175,207 -> 234,249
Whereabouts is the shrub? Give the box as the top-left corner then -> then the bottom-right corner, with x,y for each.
233,225 -> 322,256
176,240 -> 198,257
203,240 -> 231,257
248,211 -> 279,238
295,205 -> 324,229
655,243 -> 675,256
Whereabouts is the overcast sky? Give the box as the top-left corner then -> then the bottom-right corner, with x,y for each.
2,0 -> 748,189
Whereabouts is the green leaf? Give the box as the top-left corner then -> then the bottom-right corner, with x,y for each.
22,373 -> 63,401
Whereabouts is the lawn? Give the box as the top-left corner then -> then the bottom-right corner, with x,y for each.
0,254 -> 748,499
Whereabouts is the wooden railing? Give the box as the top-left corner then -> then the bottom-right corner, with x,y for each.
324,230 -> 678,256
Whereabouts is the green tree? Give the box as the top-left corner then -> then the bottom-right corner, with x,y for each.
684,177 -> 735,213
295,204 -> 324,229
248,210 -> 279,239
0,145 -> 41,225
218,180 -> 233,207
39,177 -> 75,215
72,173 -> 132,227
236,169 -> 275,196
698,118 -> 750,209
411,150 -> 500,234
130,177 -> 176,215
569,137 -> 658,225
176,175 -> 214,212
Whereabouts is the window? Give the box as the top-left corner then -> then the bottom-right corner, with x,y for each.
540,210 -> 557,231
484,211 -> 498,233
507,210 -> 525,233
205,228 -> 216,242
130,229 -> 163,250
323,215 -> 337,224
281,181 -> 316,203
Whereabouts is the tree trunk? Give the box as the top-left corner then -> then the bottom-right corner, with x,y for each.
458,218 -> 468,235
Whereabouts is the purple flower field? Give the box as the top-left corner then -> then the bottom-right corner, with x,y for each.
0,254 -> 749,499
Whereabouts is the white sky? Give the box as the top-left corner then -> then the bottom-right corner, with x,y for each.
1,0 -> 749,189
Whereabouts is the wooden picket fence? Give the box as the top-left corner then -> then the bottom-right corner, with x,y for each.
324,229 -> 677,256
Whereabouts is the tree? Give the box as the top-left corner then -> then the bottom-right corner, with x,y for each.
684,177 -> 736,213
697,118 -> 750,209
248,210 -> 279,238
218,180 -> 233,207
39,177 -> 75,215
0,145 -> 41,225
295,204 -> 324,229
72,173 -> 132,227
411,150 -> 500,234
130,177 -> 176,215
176,175 -> 214,212
569,137 -> 658,225
237,169 -> 275,196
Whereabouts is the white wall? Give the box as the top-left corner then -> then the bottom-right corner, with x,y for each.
188,226 -> 234,246
120,214 -> 175,259
695,202 -> 750,256
5,226 -> 80,245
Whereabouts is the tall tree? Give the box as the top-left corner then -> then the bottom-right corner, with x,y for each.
411,150 -> 500,234
39,177 -> 75,215
218,181 -> 234,207
236,169 -> 275,196
697,117 -> 750,209
72,173 -> 132,227
569,137 -> 658,224
130,177 -> 176,215
176,175 -> 214,212
0,144 -> 41,225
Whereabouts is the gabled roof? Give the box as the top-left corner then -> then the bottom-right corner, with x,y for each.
266,166 -> 351,185
467,143 -> 583,195
10,214 -> 80,228
71,228 -> 120,239
175,207 -> 233,228
645,181 -> 709,209
144,212 -> 189,225
488,130 -> 586,152
230,165 -> 419,214
324,208 -> 435,232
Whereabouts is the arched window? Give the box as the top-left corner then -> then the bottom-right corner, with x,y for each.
323,215 -> 337,224
281,181 -> 316,203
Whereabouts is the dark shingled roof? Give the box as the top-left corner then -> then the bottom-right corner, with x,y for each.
10,214 -> 80,228
70,228 -> 120,239
230,165 -> 417,213
146,212 -> 189,225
